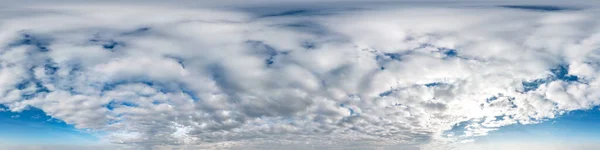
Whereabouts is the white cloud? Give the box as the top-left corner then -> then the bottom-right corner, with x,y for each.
1,1 -> 600,149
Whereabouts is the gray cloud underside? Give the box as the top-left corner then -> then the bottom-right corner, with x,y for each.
1,2 -> 600,150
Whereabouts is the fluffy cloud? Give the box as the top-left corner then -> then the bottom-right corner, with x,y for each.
1,2 -> 600,149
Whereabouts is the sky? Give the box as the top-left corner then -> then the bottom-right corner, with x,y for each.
1,0 -> 600,150
0,105 -> 99,145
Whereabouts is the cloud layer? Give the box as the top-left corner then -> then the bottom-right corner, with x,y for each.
1,2 -> 600,149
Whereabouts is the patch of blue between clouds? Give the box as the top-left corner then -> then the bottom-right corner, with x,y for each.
100,80 -> 158,93
498,5 -> 580,12
262,9 -> 310,17
378,90 -> 394,97
440,48 -> 458,58
521,64 -> 580,92
120,27 -> 151,36
87,27 -> 151,51
425,82 -> 443,87
105,101 -> 138,111
89,38 -> 123,51
258,9 -> 333,18
377,45 -> 459,70
485,96 -> 498,103
449,107 -> 600,141
43,59 -> 59,75
485,96 -> 517,108
279,21 -> 329,36
339,104 -> 356,116
375,54 -> 387,70
0,105 -> 98,145
551,64 -> 579,81
100,80 -> 200,111
7,33 -> 51,52
378,82 -> 444,97
444,115 -> 515,137
15,65 -> 52,99
444,120 -> 470,137
301,41 -> 318,49
164,55 -> 186,68
383,52 -> 405,61
101,80 -> 200,100
246,40 -> 289,67
479,107 -> 600,142
15,80 -> 49,100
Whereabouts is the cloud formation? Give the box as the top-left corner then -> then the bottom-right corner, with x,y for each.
1,2 -> 600,149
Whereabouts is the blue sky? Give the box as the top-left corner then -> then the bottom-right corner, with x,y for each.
456,108 -> 600,150
0,105 -> 98,146
484,108 -> 600,141
3,105 -> 600,148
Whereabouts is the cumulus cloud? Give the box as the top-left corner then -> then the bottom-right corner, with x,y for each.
1,1 -> 600,149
